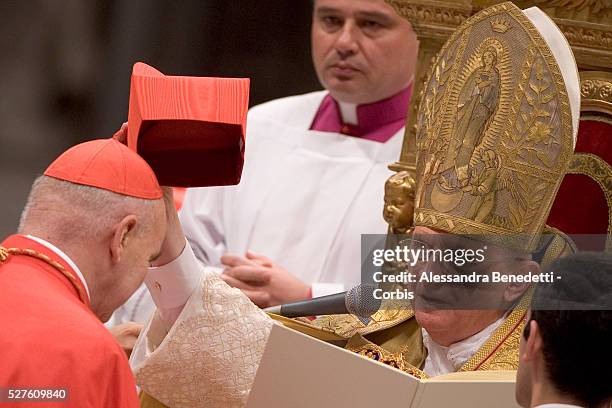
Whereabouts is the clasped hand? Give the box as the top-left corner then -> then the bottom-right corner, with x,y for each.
220,251 -> 311,308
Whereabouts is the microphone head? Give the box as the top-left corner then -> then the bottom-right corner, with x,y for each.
345,283 -> 381,318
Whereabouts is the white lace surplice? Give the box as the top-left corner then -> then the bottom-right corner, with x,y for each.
131,266 -> 272,408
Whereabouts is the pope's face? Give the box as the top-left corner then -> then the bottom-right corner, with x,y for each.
311,0 -> 418,104
410,226 -> 529,347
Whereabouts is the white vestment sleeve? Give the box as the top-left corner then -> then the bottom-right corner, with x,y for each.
143,240 -> 201,327
131,240 -> 273,408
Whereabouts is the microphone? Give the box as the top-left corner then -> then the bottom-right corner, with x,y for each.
264,283 -> 381,319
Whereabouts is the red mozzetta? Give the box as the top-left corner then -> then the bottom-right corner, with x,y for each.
0,235 -> 139,408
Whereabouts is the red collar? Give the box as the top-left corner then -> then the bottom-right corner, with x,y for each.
310,85 -> 412,143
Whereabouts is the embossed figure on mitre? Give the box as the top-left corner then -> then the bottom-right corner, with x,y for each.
441,45 -> 501,189
415,1 -> 580,253
464,149 -> 501,222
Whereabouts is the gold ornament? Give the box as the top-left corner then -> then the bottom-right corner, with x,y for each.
490,17 -> 512,33
383,171 -> 416,234
414,2 -> 575,253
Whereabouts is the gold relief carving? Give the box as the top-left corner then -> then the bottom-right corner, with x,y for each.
511,0 -> 612,27
559,24 -> 612,51
581,80 -> 612,102
413,3 -> 574,252
509,12 -> 573,172
532,0 -> 610,13
490,17 -> 512,33
581,72 -> 612,113
500,49 -> 567,232
384,171 -> 416,234
437,38 -> 506,190
390,44 -> 445,175
415,25 -> 471,208
385,1 -> 472,31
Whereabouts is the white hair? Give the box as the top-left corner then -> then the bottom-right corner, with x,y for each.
19,176 -> 163,244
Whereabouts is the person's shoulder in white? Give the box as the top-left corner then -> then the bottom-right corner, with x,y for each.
247,90 -> 327,125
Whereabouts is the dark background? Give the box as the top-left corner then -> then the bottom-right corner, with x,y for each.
0,0 -> 321,237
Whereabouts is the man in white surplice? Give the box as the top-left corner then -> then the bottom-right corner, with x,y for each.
107,0 -> 419,327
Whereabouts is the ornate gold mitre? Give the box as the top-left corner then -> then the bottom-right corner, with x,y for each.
413,2 -> 581,252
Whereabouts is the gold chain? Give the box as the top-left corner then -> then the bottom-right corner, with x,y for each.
0,246 -> 88,304
0,246 -> 8,262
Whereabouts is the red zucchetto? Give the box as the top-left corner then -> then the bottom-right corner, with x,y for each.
44,138 -> 163,200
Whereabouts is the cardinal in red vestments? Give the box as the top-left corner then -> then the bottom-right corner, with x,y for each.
0,139 -> 168,407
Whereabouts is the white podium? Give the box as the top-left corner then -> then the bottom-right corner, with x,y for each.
247,323 -> 520,408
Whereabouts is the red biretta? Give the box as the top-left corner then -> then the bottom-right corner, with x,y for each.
128,62 -> 250,187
